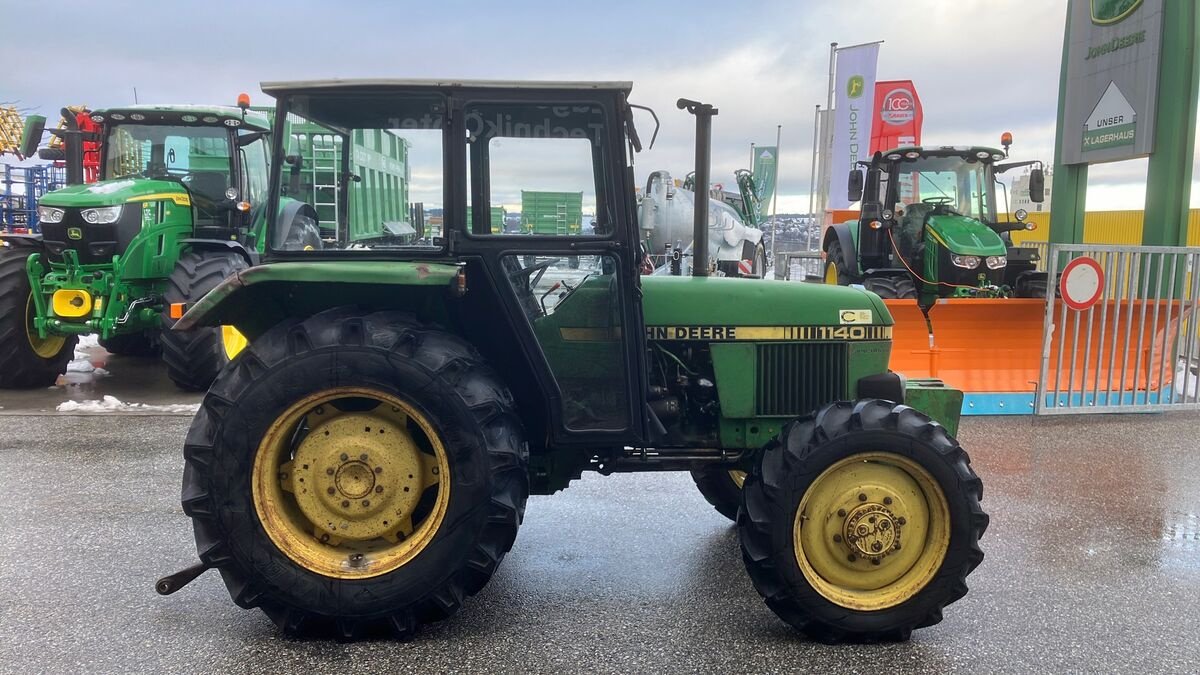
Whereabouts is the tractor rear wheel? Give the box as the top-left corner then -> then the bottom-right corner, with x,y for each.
690,466 -> 746,522
863,276 -> 918,300
101,332 -> 159,357
0,248 -> 76,388
181,309 -> 528,639
823,240 -> 851,286
159,250 -> 248,391
739,399 -> 988,642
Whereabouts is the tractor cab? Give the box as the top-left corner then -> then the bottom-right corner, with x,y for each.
826,144 -> 1047,299
35,105 -> 274,257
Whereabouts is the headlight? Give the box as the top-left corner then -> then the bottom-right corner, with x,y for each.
37,206 -> 65,223
1014,208 -> 1028,222
224,187 -> 239,200
951,254 -> 981,269
985,255 -> 1007,269
81,205 -> 123,224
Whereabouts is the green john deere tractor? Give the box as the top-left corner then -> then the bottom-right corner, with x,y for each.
0,100 -> 408,390
157,80 -> 987,643
822,143 -> 1047,302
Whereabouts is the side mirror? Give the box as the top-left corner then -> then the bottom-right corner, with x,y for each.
1028,168 -> 1045,203
285,154 -> 303,196
19,115 -> 46,160
848,169 -> 865,203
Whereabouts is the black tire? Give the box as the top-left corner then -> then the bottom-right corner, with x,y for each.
690,466 -> 745,522
283,217 -> 323,251
863,276 -> 918,300
1015,273 -> 1050,299
717,241 -> 767,278
739,400 -> 988,643
159,250 -> 248,391
0,248 -> 76,388
823,239 -> 853,286
181,309 -> 528,639
100,332 -> 159,357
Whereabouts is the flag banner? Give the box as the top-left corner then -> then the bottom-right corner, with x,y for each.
871,80 -> 923,202
828,43 -> 880,209
752,145 -> 778,207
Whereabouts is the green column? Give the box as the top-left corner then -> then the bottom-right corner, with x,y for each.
1049,0 -> 1086,245
1142,0 -> 1200,247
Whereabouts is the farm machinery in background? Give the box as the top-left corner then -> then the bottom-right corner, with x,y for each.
0,98 -> 410,390
822,137 -> 1048,302
638,167 -> 767,278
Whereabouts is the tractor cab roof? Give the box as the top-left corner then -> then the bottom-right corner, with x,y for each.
89,104 -> 272,132
260,78 -> 634,96
877,145 -> 1007,163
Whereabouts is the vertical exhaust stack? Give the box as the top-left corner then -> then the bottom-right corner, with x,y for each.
677,99 -> 718,277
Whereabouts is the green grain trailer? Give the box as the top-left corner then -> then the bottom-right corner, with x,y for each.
521,190 -> 582,235
466,206 -> 506,234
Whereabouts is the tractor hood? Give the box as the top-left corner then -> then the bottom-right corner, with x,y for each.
38,178 -> 189,208
641,275 -> 892,328
925,214 -> 1006,257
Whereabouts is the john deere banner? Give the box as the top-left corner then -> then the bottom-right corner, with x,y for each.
1061,0 -> 1164,163
751,145 -> 777,206
829,42 -> 880,208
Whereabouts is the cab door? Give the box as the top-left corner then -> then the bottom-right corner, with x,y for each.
449,92 -> 647,447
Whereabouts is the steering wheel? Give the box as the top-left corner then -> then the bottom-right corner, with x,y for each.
509,258 -> 559,291
921,196 -> 955,207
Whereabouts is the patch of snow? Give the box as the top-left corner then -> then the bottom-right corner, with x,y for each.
67,360 -> 95,373
56,395 -> 200,414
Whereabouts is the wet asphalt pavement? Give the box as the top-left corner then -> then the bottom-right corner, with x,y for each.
1,370 -> 1199,673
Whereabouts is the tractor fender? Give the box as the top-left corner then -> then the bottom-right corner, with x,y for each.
822,222 -> 858,273
179,239 -> 258,267
273,200 -> 321,250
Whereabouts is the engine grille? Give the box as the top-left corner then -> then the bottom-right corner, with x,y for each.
755,342 -> 849,416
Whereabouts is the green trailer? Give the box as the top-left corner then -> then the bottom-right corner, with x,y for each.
521,190 -> 582,235
466,206 -> 506,234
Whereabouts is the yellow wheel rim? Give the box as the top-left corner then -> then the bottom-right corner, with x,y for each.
26,294 -> 66,359
824,261 -> 840,285
792,452 -> 950,611
252,387 -> 451,579
220,325 -> 248,359
729,470 -> 747,489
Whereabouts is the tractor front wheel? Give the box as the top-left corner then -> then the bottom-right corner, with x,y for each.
690,466 -> 747,522
100,332 -> 159,357
159,250 -> 248,391
739,399 -> 987,642
0,248 -> 76,388
863,276 -> 918,300
823,240 -> 852,286
181,309 -> 528,638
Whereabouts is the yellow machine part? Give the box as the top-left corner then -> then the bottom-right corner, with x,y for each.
52,289 -> 93,318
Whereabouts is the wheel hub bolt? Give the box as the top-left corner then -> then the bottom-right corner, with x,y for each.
858,493 -> 867,502
872,542 -> 883,552
341,500 -> 350,508
847,554 -> 857,562
326,468 -> 334,476
833,534 -> 842,543
871,558 -> 881,566
362,500 -> 370,507
375,467 -> 383,474
375,485 -> 383,493
340,453 -> 349,461
327,487 -> 335,495
883,496 -> 893,505
360,454 -> 368,461
898,517 -> 907,525
837,509 -> 847,517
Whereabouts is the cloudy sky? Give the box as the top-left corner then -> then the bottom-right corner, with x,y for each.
1,0 -> 1193,212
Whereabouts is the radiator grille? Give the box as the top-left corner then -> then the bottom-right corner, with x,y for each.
755,343 -> 849,416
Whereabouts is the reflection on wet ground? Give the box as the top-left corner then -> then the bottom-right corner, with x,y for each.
0,406 -> 1197,672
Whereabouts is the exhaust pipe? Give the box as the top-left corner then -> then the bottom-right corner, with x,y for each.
677,99 -> 718,277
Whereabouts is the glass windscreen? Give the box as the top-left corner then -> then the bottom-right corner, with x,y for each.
890,155 -> 992,221
103,124 -> 231,184
271,94 -> 445,251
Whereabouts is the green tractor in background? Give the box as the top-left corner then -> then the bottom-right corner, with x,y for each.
158,80 -> 988,644
822,142 -> 1047,302
0,99 -> 407,390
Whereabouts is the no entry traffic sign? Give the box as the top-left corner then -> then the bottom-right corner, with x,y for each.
1060,256 -> 1105,311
